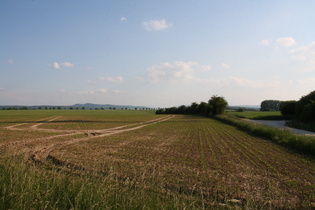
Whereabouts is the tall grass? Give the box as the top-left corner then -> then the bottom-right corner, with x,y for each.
287,120 -> 315,132
0,153 -> 203,210
215,115 -> 315,158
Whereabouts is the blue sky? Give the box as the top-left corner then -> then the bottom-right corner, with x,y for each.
1,1 -> 315,107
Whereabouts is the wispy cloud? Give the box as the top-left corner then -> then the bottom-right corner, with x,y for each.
87,80 -> 96,84
259,39 -> 270,46
77,90 -> 93,95
221,62 -> 230,69
201,65 -> 212,71
77,88 -> 123,95
210,77 -> 280,89
60,62 -> 74,68
276,37 -> 297,47
88,76 -> 124,84
48,61 -> 74,69
290,41 -> 315,71
99,76 -> 124,82
120,17 -> 127,22
142,19 -> 172,31
97,89 -> 108,94
147,61 -> 210,83
52,62 -> 60,69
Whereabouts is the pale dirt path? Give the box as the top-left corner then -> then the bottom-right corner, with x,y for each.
32,115 -> 174,164
2,115 -> 170,148
29,116 -> 62,130
4,116 -> 61,131
245,119 -> 315,137
1,116 -> 77,150
1,115 -> 174,166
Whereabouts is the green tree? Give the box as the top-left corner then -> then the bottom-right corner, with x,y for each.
296,91 -> 315,122
187,102 -> 199,114
178,105 -> 187,114
260,100 -> 281,111
208,95 -> 228,115
280,101 -> 297,116
199,102 -> 210,115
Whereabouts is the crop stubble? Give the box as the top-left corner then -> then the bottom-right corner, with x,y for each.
1,113 -> 314,208
52,115 -> 314,208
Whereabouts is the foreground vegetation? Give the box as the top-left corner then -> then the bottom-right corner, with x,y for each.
1,110 -> 315,209
1,153 -> 190,209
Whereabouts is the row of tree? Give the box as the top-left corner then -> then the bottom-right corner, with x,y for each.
280,90 -> 315,122
156,95 -> 228,115
260,91 -> 315,122
2,107 -> 155,111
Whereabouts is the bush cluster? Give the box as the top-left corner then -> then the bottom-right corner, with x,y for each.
260,100 -> 281,111
156,95 -> 228,116
280,90 -> 315,122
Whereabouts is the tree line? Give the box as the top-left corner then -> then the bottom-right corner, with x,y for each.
260,90 -> 315,122
156,95 -> 228,115
280,90 -> 315,122
1,106 -> 155,111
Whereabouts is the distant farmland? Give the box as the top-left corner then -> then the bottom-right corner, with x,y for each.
0,110 -> 314,209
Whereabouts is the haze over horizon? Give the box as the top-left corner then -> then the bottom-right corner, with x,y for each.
1,1 -> 315,107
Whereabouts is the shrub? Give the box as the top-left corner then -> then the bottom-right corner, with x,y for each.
208,95 -> 228,115
299,100 -> 315,122
296,91 -> 315,122
280,100 -> 297,116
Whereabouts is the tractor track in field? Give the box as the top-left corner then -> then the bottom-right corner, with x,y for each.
1,115 -> 174,169
2,114 -> 315,208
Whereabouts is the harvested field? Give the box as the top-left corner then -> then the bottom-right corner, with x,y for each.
0,111 -> 314,209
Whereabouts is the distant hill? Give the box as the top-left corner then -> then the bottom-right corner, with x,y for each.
72,103 -> 152,110
0,103 -> 154,110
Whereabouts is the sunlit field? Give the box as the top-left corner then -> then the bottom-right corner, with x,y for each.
0,110 -> 314,209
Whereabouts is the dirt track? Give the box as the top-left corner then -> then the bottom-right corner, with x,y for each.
2,115 -> 174,166
2,114 -> 315,208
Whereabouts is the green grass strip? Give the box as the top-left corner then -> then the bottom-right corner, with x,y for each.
214,115 -> 315,158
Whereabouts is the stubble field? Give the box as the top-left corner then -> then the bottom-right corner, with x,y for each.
0,110 -> 314,209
